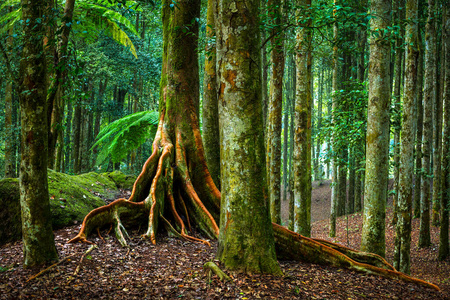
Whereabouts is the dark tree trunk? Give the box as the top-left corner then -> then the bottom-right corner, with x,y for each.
413,32 -> 424,219
439,5 -> 449,261
419,0 -> 436,248
18,0 -> 58,267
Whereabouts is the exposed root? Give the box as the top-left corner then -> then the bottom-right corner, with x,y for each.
311,238 -> 395,271
203,262 -> 232,282
70,245 -> 98,279
67,198 -> 145,245
273,224 -> 440,291
27,255 -> 75,282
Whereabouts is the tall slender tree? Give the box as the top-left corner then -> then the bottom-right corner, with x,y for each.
4,14 -> 16,178
266,0 -> 285,224
413,33 -> 424,219
439,5 -> 449,261
393,0 -> 419,274
293,0 -> 312,237
18,0 -> 59,267
330,2 -> 340,237
361,0 -> 392,257
419,0 -> 436,248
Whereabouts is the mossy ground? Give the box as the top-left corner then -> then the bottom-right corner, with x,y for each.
0,170 -> 136,244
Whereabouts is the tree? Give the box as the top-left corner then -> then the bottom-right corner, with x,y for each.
393,0 -> 419,274
329,3 -> 339,237
202,0 -> 220,189
266,0 -> 285,225
67,0 -> 439,290
46,0 -> 76,169
18,0 -> 59,267
3,10 -> 16,178
215,0 -> 281,273
419,0 -> 436,248
391,0 -> 405,226
361,0 -> 391,258
413,38 -> 424,219
293,0 -> 312,237
439,4 -> 449,261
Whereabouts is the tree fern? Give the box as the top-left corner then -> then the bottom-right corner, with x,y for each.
93,111 -> 159,166
0,0 -> 139,58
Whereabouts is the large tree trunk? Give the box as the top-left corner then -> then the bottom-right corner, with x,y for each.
19,0 -> 58,267
68,0 -> 438,290
419,0 -> 436,248
266,0 -> 285,224
361,0 -> 391,258
216,0 -> 281,274
393,0 -> 419,274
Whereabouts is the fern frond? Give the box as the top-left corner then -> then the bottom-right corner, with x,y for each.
93,111 -> 160,166
0,8 -> 20,35
0,0 -> 19,12
104,18 -> 137,58
76,0 -> 139,58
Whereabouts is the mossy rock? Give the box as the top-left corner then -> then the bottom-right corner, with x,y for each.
104,170 -> 136,190
0,170 -> 136,245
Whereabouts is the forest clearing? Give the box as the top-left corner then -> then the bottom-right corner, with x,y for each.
1,181 -> 449,299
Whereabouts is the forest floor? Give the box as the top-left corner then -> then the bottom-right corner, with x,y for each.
1,182 -> 449,299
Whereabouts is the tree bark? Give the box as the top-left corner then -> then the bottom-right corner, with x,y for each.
439,5 -> 449,261
293,0 -> 312,237
393,0 -> 419,274
413,33 -> 424,219
216,0 -> 281,274
419,0 -> 436,248
330,10 -> 340,237
431,8 -> 444,227
202,0 -> 220,190
391,0 -> 405,226
361,0 -> 391,257
266,0 -> 285,224
18,0 -> 58,267
47,0 -> 76,169
4,18 -> 16,178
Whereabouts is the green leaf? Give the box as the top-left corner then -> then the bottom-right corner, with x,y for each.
93,111 -> 160,166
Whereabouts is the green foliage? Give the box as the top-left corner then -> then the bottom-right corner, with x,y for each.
92,110 -> 159,166
76,0 -> 140,58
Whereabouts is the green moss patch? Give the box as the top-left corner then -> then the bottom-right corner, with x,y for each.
0,170 -> 136,245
